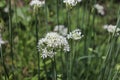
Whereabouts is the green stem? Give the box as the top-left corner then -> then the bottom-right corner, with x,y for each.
70,41 -> 76,80
44,1 -> 48,33
43,60 -> 49,80
8,0 -> 15,78
35,11 -> 40,80
0,46 -> 9,79
66,8 -> 71,80
56,0 -> 59,26
52,56 -> 57,80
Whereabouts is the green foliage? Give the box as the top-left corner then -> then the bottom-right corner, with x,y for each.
0,0 -> 120,80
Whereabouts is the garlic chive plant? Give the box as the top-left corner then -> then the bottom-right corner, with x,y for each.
29,0 -> 45,79
63,0 -> 82,8
63,0 -> 78,9
30,0 -> 45,8
63,0 -> 77,6
38,32 -> 70,59
103,24 -> 120,35
30,0 -> 45,12
94,4 -> 105,15
67,29 -> 83,40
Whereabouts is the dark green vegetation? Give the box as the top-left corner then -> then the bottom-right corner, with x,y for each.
0,0 -> 120,80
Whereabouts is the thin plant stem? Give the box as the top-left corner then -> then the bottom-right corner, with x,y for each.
44,1 -> 48,33
52,56 -> 57,80
43,1 -> 50,79
66,8 -> 71,80
60,50 -> 64,79
0,46 -> 9,79
71,41 -> 76,78
43,60 -> 49,80
8,0 -> 15,79
56,0 -> 59,26
54,56 -> 57,80
77,4 -> 80,28
35,10 -> 40,80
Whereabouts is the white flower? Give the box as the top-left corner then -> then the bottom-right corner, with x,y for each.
30,0 -> 45,7
94,4 -> 105,15
77,0 -> 82,2
41,48 -> 56,59
54,25 -> 68,36
38,32 -> 70,59
67,29 -> 83,40
103,25 -> 120,35
0,34 -> 5,47
4,6 -> 9,13
63,0 -> 78,6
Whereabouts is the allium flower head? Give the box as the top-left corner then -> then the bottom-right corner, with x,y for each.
30,0 -> 45,8
67,29 -> 83,40
103,24 -> 120,35
38,32 -> 70,59
94,4 -> 105,15
63,0 -> 78,7
54,25 -> 68,36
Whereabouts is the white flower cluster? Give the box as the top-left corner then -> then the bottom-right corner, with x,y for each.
67,29 -> 83,40
77,0 -> 82,2
54,25 -> 68,36
63,0 -> 82,6
0,34 -> 5,47
94,4 -> 105,15
30,0 -> 45,7
103,24 -> 120,35
38,32 -> 70,59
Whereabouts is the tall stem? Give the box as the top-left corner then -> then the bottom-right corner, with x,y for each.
35,11 -> 40,80
0,46 -> 9,79
8,0 -> 14,78
52,56 -> 57,80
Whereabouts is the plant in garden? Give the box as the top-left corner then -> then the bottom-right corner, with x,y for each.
63,0 -> 81,10
63,0 -> 78,7
30,0 -> 45,11
0,0 -> 120,80
30,0 -> 45,7
29,0 -> 45,79
67,29 -> 83,40
63,0 -> 82,8
38,32 -> 70,59
103,24 -> 120,35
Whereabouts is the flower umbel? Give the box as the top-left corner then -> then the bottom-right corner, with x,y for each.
67,29 -> 83,40
63,0 -> 78,7
94,4 -> 105,15
103,24 -> 120,35
30,0 -> 45,9
38,32 -> 70,59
